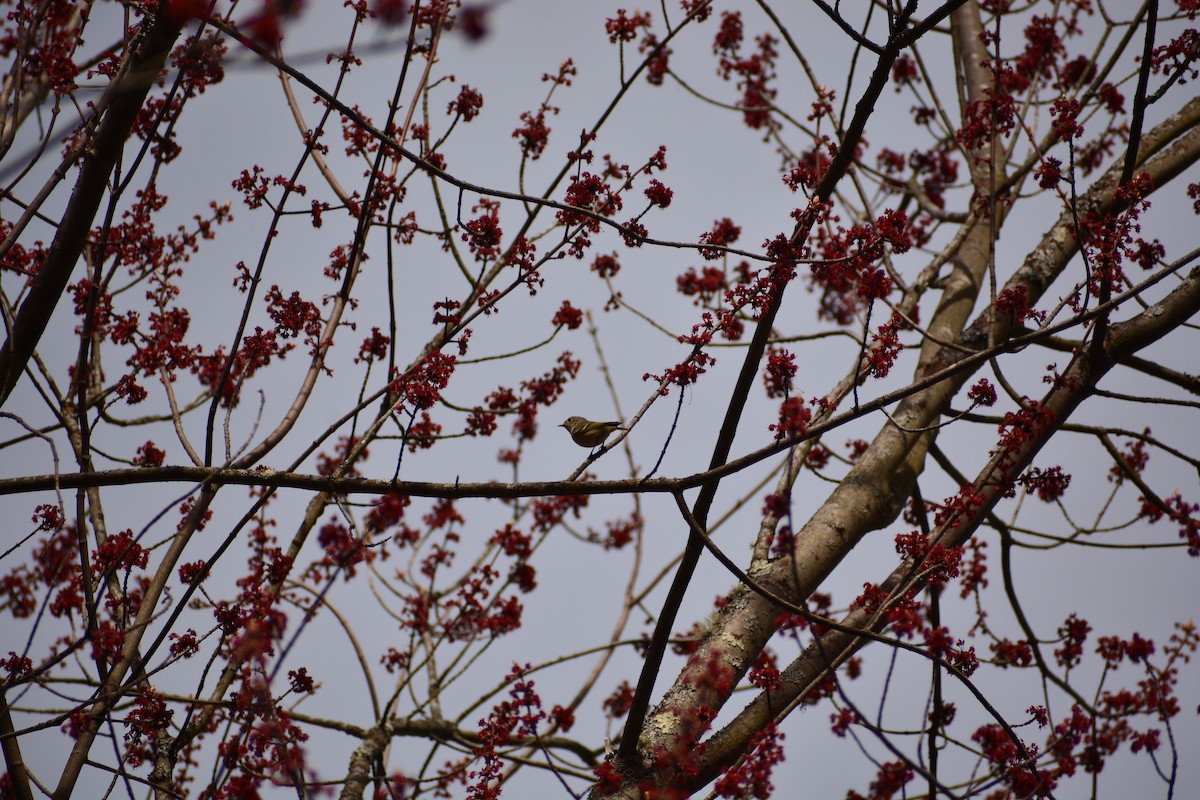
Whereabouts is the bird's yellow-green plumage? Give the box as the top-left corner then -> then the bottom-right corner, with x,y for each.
560,416 -> 625,448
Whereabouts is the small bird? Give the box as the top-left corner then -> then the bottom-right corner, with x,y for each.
560,416 -> 626,452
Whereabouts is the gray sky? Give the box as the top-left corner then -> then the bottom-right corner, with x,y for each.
2,1 -> 1198,797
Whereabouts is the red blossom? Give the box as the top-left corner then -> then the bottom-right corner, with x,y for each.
550,704 -> 575,732
32,503 -> 65,532
713,10 -> 743,53
356,327 -> 391,363
644,350 -> 716,390
1036,156 -> 1063,189
748,652 -> 780,691
166,627 -> 199,659
1055,613 -> 1092,670
126,685 -> 173,742
933,485 -> 988,530
365,492 -> 411,533
606,9 -> 652,43
644,179 -> 673,208
132,440 -> 166,467
676,266 -> 728,304
967,378 -> 998,407
178,560 -> 207,586
597,514 -> 642,550
455,5 -> 489,41
641,33 -> 671,85
1131,728 -> 1161,753
831,707 -> 857,737
92,530 -> 149,574
530,494 -> 589,532
782,143 -> 830,190
286,668 -> 314,694
91,620 -> 126,662
698,217 -> 742,260
621,219 -> 648,247
1020,466 -> 1072,502
763,348 -> 796,398
465,406 -> 498,438
1108,434 -> 1150,483
593,761 -> 623,792
1151,28 -> 1200,82
959,539 -> 989,598
559,172 -> 621,226
1050,96 -> 1084,141
993,638 -> 1035,668
957,88 -> 1016,150
3,652 -> 33,679
264,285 -> 321,343
591,252 -> 621,277
856,268 -> 892,301
995,401 -> 1057,471
850,761 -> 913,800
602,681 -> 635,720
513,108 -> 552,160
392,350 -> 457,411
762,492 -> 790,518
714,723 -> 784,798
874,208 -> 913,253
770,396 -> 810,440
467,666 -> 545,798
846,439 -> 869,462
863,313 -> 905,379
891,56 -> 925,94
316,521 -> 368,576
315,435 -> 366,478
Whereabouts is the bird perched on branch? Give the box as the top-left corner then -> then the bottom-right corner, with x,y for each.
560,416 -> 626,454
